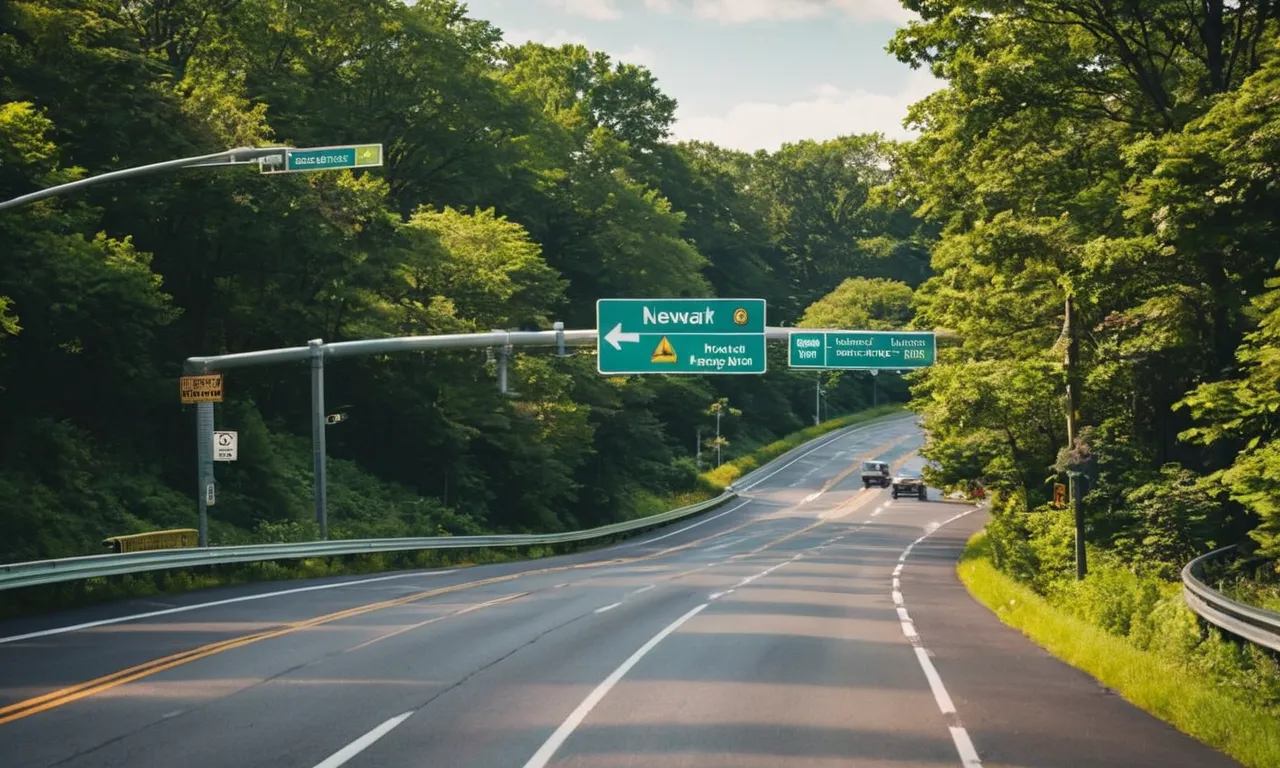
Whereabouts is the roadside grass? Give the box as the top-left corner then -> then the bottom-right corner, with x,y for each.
0,404 -> 906,621
958,531 -> 1280,768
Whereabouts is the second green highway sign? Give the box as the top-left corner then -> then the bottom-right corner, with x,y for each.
788,330 -> 936,370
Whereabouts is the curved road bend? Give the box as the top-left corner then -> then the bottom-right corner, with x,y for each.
0,413 -> 1237,767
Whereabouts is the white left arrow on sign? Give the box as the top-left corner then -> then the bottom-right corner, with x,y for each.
604,323 -> 640,351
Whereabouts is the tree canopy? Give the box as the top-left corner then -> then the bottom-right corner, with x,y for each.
899,0 -> 1280,568
0,0 -> 923,561
3,0 -> 1278,585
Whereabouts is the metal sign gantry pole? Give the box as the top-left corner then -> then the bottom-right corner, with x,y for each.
184,328 -> 601,543
182,326 -> 940,545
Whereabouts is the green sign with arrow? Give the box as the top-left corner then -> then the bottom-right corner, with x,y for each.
596,298 -> 767,375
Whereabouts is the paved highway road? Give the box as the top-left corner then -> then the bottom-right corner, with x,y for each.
0,414 -> 1236,767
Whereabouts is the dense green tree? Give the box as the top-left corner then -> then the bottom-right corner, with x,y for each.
0,0 -> 923,562
799,278 -> 914,330
895,0 -> 1280,583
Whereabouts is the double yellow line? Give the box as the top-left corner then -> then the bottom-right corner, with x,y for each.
0,512 -> 771,726
0,434 -> 914,726
0,570 -> 534,726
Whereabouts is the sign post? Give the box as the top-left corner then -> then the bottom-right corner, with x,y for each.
788,330 -> 936,370
596,298 -> 767,375
180,374 -> 225,547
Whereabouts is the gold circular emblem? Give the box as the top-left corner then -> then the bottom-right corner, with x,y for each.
732,308 -> 749,325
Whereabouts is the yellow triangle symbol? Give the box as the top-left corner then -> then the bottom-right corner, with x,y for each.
651,336 -> 677,363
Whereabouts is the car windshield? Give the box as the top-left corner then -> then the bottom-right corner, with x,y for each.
897,471 -> 921,479
863,461 -> 886,471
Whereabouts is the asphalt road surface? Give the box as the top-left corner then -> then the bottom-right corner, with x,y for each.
0,413 -> 1237,767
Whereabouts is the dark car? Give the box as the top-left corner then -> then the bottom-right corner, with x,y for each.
861,460 -> 891,488
892,470 -> 927,501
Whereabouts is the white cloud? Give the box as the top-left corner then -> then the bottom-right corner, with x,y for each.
653,0 -> 916,24
503,27 -> 590,46
616,44 -> 657,67
543,0 -> 623,20
501,29 -> 656,68
671,68 -> 944,152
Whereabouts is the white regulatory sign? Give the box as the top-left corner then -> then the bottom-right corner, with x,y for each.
213,430 -> 238,462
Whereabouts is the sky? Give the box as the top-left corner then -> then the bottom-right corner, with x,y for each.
460,0 -> 945,153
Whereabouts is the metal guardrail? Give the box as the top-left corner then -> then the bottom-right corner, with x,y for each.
0,492 -> 737,591
1182,545 -> 1280,653
0,410 -> 913,593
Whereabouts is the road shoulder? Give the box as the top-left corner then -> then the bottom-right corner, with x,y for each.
903,509 -> 1239,768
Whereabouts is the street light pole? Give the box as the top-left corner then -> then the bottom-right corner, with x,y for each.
0,146 -> 291,212
309,339 -> 329,540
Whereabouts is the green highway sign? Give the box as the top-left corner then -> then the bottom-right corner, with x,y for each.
262,144 -> 383,174
597,298 -> 767,375
788,330 -> 936,370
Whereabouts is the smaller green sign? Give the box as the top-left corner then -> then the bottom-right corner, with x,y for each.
263,144 -> 383,174
788,330 -> 936,370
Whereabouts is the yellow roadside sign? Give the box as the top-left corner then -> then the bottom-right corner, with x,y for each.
180,374 -> 224,403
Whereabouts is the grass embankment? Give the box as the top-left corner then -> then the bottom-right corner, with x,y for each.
957,531 -> 1280,768
702,403 -> 905,488
0,404 -> 906,620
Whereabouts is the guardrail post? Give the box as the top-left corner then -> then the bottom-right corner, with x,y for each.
196,401 -> 215,547
309,339 -> 328,540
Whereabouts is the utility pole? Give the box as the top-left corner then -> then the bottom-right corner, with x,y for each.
1065,295 -> 1087,580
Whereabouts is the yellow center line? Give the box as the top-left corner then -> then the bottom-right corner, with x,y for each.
0,514 -> 788,725
345,591 -> 531,653
0,434 -> 917,726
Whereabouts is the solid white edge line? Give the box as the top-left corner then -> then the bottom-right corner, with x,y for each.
312,710 -> 414,768
523,603 -> 709,768
894,505 -> 985,768
630,500 -> 749,546
0,570 -> 459,645
736,414 -> 911,492
5,417 -> 910,644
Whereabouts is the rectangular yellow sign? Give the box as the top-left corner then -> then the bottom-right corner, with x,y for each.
180,374 -> 224,403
